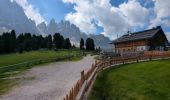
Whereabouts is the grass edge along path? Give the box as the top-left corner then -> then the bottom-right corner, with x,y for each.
88,59 -> 170,100
0,49 -> 84,95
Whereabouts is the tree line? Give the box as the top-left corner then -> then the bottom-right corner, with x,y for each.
0,30 -> 72,54
0,30 -> 96,54
80,38 -> 95,51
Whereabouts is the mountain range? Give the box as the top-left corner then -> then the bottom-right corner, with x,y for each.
0,0 -> 112,50
37,20 -> 112,49
0,0 -> 40,35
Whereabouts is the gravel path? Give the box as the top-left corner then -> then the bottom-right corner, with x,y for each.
0,55 -> 95,100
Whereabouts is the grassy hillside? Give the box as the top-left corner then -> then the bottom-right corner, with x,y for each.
0,49 -> 84,95
0,50 -> 83,67
89,59 -> 170,100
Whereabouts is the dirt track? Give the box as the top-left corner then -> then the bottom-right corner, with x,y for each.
0,55 -> 95,100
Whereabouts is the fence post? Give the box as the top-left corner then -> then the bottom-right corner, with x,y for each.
66,94 -> 69,100
81,71 -> 85,84
71,88 -> 74,100
77,80 -> 80,91
109,59 -> 112,66
69,91 -> 71,100
149,55 -> 152,61
92,64 -> 94,69
136,57 -> 139,63
95,60 -> 97,65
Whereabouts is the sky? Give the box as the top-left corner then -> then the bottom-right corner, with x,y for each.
13,0 -> 170,40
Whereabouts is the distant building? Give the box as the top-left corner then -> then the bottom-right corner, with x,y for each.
111,26 -> 169,55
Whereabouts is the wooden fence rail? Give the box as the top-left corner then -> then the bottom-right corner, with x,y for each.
63,51 -> 170,100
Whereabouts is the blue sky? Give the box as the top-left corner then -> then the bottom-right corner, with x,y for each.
27,0 -> 106,34
27,0 -> 126,23
28,0 -> 74,23
27,0 -> 154,22
19,0 -> 170,40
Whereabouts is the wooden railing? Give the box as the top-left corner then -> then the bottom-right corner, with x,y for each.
144,51 -> 170,56
63,61 -> 101,100
63,51 -> 170,100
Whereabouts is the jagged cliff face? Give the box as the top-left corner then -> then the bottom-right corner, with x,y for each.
37,20 -> 87,46
45,19 -> 58,35
0,0 -> 40,35
37,19 -> 112,49
37,22 -> 46,34
89,34 -> 113,50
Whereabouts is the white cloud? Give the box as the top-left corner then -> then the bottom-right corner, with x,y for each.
150,0 -> 170,28
12,0 -> 45,25
65,11 -> 96,34
119,0 -> 149,27
63,0 -> 149,39
65,0 -> 97,34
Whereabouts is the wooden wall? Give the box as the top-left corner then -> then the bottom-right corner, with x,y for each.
115,40 -> 149,48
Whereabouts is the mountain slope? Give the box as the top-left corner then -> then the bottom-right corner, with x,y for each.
38,20 -> 112,49
90,34 -> 112,50
37,22 -> 46,34
45,19 -> 58,35
0,0 -> 40,34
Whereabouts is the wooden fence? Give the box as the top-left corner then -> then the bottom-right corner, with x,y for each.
144,51 -> 170,56
63,51 -> 170,100
63,60 -> 102,100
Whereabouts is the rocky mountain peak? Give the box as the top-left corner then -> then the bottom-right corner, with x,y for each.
0,0 -> 40,35
37,19 -> 112,49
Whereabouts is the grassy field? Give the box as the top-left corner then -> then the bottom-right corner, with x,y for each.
0,49 -> 84,95
0,50 -> 83,67
89,59 -> 170,100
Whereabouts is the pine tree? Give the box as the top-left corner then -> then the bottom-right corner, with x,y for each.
60,35 -> 64,48
80,38 -> 84,50
47,34 -> 52,49
10,30 -> 16,52
63,38 -> 71,49
53,33 -> 64,49
17,33 -> 24,53
32,34 -> 39,50
0,35 -> 2,53
0,30 -> 75,54
2,32 -> 11,53
86,38 -> 95,51
24,33 -> 32,51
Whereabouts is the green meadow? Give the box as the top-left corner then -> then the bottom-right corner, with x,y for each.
0,50 -> 83,67
89,59 -> 170,100
0,49 -> 84,95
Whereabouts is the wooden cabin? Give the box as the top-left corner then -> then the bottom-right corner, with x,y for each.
111,26 -> 169,56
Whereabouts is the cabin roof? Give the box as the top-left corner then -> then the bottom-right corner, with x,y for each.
111,26 -> 162,44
